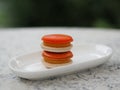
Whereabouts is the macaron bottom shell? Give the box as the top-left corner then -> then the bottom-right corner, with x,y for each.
42,59 -> 73,68
43,57 -> 71,64
43,42 -> 71,48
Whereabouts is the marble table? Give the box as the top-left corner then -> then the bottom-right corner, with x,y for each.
0,28 -> 120,90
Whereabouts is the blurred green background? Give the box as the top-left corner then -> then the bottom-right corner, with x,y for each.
0,0 -> 120,28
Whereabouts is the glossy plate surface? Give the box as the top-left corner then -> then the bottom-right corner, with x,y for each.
9,44 -> 112,80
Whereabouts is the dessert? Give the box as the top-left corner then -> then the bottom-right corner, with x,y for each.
42,51 -> 73,64
41,34 -> 73,68
41,34 -> 73,52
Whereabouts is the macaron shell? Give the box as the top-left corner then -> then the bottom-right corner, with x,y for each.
42,51 -> 73,59
42,59 -> 73,68
43,57 -> 71,64
41,43 -> 73,52
42,34 -> 73,44
43,42 -> 71,48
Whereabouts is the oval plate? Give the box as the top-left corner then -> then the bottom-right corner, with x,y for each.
9,44 -> 112,80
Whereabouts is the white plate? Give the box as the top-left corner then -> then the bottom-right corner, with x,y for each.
9,44 -> 112,80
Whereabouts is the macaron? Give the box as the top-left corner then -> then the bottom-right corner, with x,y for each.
41,34 -> 73,52
42,51 -> 73,64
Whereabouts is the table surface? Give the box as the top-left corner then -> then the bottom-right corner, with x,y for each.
0,28 -> 120,90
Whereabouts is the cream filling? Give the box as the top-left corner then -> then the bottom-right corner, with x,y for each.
41,43 -> 73,52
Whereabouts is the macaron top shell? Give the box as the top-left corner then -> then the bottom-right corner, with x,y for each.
42,34 -> 73,44
42,51 -> 73,59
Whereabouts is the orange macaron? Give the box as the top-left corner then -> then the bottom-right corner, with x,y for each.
42,51 -> 73,64
41,34 -> 73,68
41,34 -> 73,52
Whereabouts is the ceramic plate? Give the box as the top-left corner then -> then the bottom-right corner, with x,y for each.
9,44 -> 112,80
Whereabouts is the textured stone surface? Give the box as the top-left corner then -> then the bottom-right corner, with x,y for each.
0,28 -> 120,90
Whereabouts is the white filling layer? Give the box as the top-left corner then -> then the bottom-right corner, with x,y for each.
41,43 -> 72,52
